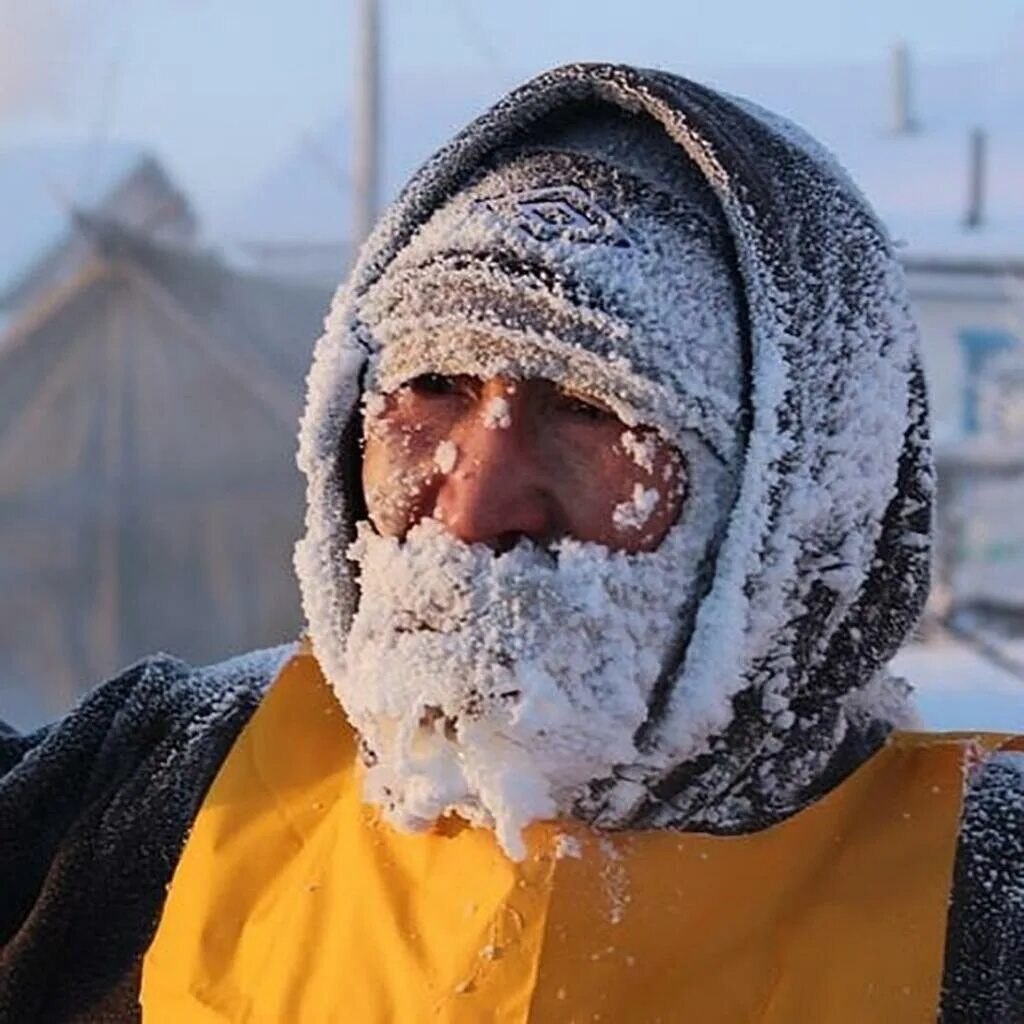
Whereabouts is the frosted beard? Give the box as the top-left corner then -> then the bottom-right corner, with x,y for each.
336,516 -> 705,859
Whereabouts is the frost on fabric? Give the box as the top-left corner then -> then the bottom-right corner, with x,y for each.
362,390 -> 386,421
554,833 -> 583,859
940,747 -> 1024,1021
358,146 -> 746,467
0,642 -> 291,1019
598,838 -> 631,924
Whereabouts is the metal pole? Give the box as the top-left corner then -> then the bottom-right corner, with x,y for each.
352,0 -> 381,252
964,127 -> 986,230
891,42 -> 914,135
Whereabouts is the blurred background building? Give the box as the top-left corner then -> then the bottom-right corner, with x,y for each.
2,0 -> 1023,727
0,159 -> 328,722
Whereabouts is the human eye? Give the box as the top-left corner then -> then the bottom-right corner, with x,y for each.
405,373 -> 478,399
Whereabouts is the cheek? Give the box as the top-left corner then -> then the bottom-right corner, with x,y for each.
547,427 -> 686,551
540,425 -> 636,539
362,404 -> 455,534
633,448 -> 687,544
361,434 -> 421,533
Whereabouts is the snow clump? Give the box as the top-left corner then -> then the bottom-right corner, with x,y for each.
335,516 -> 694,859
434,439 -> 458,474
612,484 -> 661,531
620,430 -> 656,472
483,395 -> 512,429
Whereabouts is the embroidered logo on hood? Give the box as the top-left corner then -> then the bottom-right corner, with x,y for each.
480,184 -> 633,248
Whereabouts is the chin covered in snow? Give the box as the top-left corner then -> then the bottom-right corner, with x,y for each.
342,517 -> 691,858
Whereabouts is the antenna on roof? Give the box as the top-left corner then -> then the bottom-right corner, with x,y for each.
890,41 -> 916,135
964,127 -> 987,230
352,0 -> 382,252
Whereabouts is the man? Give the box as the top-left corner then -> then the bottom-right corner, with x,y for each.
2,62 -> 1022,1023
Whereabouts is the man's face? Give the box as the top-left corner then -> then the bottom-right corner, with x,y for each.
361,373 -> 686,552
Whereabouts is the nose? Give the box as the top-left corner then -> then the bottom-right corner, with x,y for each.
433,390 -> 556,548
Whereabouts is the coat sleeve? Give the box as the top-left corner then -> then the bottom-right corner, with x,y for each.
0,657 -> 185,948
940,748 -> 1024,1024
0,648 -> 287,1023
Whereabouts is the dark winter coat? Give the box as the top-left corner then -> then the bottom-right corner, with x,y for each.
0,649 -> 289,1023
1,650 -> 1023,1023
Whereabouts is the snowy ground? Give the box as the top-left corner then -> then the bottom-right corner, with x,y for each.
894,639 -> 1024,732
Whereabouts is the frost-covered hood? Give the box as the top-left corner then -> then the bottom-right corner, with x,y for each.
296,63 -> 932,833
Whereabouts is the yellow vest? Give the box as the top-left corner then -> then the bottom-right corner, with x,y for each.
141,649 -> 1006,1023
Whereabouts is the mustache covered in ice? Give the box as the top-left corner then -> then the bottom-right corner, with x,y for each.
337,518 -> 686,858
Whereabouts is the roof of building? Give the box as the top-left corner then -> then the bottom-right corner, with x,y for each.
219,55 -> 1024,263
0,216 -> 329,412
711,55 -> 1024,260
0,142 -> 153,299
0,219 -> 331,721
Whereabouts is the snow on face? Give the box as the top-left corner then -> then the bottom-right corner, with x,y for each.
434,439 -> 458,474
343,376 -> 733,854
612,483 -> 661,532
620,430 -> 657,473
298,65 -> 928,849
362,373 -> 690,553
482,395 -> 512,429
337,517 -> 694,859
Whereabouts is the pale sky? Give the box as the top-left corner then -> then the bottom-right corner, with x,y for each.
3,0 -> 1023,217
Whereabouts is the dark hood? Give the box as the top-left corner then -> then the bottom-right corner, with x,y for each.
295,63 -> 933,832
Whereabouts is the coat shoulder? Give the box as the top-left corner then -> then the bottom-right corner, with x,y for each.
2,644 -> 294,789
941,746 -> 1024,1023
0,643 -> 295,1023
